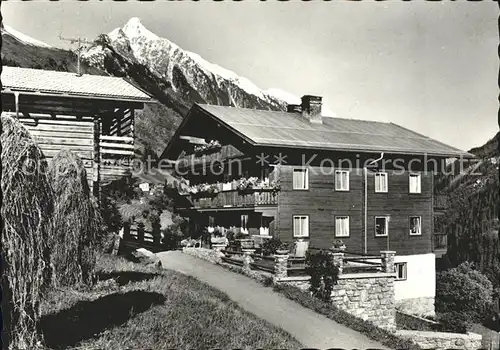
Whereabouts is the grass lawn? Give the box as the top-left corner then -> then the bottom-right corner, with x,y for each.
39,254 -> 302,349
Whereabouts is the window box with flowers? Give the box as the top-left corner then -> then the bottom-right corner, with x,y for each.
188,183 -> 220,197
193,140 -> 222,156
236,177 -> 281,194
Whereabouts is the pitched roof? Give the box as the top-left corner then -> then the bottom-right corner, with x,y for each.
1,66 -> 153,102
196,104 -> 473,158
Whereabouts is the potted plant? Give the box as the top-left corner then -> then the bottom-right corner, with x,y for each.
330,239 -> 346,252
275,241 -> 291,255
261,237 -> 282,256
235,231 -> 254,249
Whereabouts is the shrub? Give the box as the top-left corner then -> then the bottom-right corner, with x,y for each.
436,262 -> 494,329
437,311 -> 471,333
305,250 -> 339,302
161,214 -> 185,250
261,237 -> 282,256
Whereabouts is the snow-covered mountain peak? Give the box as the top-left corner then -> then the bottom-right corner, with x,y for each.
121,17 -> 160,42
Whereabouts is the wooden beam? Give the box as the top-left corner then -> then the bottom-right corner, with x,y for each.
179,135 -> 207,145
99,135 -> 134,143
100,149 -> 135,156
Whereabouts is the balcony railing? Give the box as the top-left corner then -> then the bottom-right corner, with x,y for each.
434,194 -> 449,210
191,189 -> 278,209
99,135 -> 136,183
433,233 -> 448,251
176,144 -> 244,170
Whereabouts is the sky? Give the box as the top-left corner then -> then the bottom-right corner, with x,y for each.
2,1 -> 498,151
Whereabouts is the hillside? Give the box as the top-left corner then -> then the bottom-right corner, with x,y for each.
436,134 -> 500,291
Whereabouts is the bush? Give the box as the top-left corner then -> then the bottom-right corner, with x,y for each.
161,214 -> 186,250
437,311 -> 470,333
436,262 -> 494,329
305,250 -> 339,302
261,237 -> 282,256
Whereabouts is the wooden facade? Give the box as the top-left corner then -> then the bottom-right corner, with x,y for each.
1,67 -> 153,199
162,100 -> 473,257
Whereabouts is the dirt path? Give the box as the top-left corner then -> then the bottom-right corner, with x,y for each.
157,251 -> 390,349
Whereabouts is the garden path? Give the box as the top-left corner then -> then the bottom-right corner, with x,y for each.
157,250 -> 389,349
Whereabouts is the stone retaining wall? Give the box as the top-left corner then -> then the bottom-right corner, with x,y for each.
278,273 -> 396,330
395,330 -> 482,350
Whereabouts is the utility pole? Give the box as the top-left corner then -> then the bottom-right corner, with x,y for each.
58,35 -> 93,76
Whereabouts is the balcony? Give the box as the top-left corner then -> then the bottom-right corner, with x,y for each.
434,194 -> 449,211
99,135 -> 136,184
176,144 -> 244,171
432,233 -> 448,258
191,189 -> 278,210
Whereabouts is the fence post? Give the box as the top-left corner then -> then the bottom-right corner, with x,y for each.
274,253 -> 289,281
381,251 -> 396,273
331,252 -> 344,274
123,222 -> 131,240
242,248 -> 255,273
137,223 -> 145,243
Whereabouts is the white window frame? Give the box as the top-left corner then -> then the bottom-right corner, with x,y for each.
293,215 -> 309,238
409,216 -> 422,236
374,172 -> 388,193
375,216 -> 389,237
335,170 -> 350,191
293,168 -> 309,190
409,173 -> 421,194
395,262 -> 407,281
335,216 -> 350,237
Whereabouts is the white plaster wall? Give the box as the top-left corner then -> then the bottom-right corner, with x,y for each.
394,253 -> 436,300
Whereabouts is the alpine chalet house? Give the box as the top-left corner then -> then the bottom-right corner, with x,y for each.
1,66 -> 154,198
161,95 -> 473,316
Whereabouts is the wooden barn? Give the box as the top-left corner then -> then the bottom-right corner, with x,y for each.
1,66 -> 154,197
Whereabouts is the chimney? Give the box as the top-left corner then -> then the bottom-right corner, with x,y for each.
301,95 -> 323,124
287,104 -> 302,113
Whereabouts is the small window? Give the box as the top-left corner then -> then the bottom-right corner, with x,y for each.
293,169 -> 309,190
241,214 -> 249,234
293,215 -> 309,237
335,216 -> 350,237
375,216 -> 389,237
409,216 -> 422,236
409,173 -> 421,193
395,262 -> 407,281
375,172 -> 388,193
335,170 -> 350,191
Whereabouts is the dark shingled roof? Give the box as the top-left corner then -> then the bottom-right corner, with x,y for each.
197,104 -> 473,158
1,66 -> 153,102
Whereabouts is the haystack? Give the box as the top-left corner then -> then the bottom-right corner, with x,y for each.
1,115 -> 54,349
48,149 -> 103,287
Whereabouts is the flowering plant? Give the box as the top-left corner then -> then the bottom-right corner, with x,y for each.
194,140 -> 221,154
237,177 -> 281,193
188,183 -> 219,195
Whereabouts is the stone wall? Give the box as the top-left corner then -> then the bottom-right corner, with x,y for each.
396,296 -> 435,318
395,330 -> 482,350
331,274 -> 396,331
396,311 -> 442,332
277,273 -> 396,331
